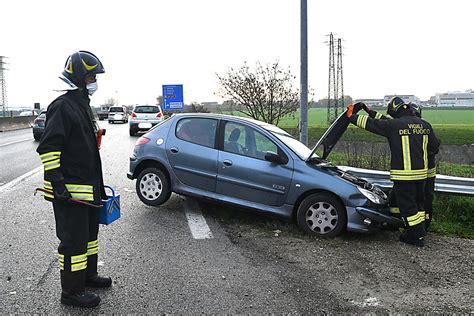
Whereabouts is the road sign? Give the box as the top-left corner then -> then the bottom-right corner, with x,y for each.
162,85 -> 184,110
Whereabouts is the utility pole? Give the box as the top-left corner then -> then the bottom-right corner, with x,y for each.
327,35 -> 345,124
336,38 -> 345,114
299,0 -> 308,145
327,33 -> 336,124
0,56 -> 8,117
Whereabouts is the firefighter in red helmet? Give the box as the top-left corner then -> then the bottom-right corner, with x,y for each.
37,51 -> 111,307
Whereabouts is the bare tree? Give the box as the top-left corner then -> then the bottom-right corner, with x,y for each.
216,61 -> 300,125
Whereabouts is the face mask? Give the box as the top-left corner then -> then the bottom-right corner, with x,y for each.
86,81 -> 98,95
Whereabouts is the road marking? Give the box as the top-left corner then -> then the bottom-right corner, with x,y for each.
184,198 -> 213,239
0,166 -> 42,193
0,138 -> 32,147
351,297 -> 381,307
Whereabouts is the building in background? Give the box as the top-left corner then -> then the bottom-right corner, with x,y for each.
435,90 -> 474,107
354,99 -> 384,108
383,95 -> 420,106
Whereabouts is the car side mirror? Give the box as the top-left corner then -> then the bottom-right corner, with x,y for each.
265,151 -> 286,165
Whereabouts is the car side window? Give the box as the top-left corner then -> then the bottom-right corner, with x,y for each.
176,118 -> 217,148
223,122 -> 278,160
223,122 -> 246,155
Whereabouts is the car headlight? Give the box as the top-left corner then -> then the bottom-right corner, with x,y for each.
358,187 -> 385,205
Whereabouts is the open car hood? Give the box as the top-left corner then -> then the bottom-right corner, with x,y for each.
306,109 -> 357,161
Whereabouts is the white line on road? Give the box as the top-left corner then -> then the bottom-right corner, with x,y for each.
184,198 -> 213,239
0,166 -> 43,193
0,138 -> 32,147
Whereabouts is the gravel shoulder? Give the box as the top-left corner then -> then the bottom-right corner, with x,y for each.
205,203 -> 474,314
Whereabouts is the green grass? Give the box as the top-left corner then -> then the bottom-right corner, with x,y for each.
230,108 -> 474,145
431,195 -> 474,238
277,108 -> 474,127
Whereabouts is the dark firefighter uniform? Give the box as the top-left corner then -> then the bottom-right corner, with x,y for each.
348,100 -> 440,246
36,51 -> 110,307
366,105 -> 438,230
37,89 -> 107,296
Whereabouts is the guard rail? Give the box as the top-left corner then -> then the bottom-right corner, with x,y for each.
339,166 -> 474,196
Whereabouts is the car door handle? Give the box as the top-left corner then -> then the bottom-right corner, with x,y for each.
223,159 -> 233,166
170,147 -> 179,153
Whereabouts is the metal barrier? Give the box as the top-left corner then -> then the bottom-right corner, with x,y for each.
339,166 -> 474,196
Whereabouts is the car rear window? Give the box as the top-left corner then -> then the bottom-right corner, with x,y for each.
134,106 -> 160,113
109,107 -> 124,113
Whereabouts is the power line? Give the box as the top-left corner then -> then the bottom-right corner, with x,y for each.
326,35 -> 345,124
0,56 -> 8,117
336,38 -> 344,116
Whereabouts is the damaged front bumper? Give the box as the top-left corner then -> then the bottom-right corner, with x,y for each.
356,207 -> 403,228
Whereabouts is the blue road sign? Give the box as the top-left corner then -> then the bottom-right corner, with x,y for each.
162,85 -> 184,110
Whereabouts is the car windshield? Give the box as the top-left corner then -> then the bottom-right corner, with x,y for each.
135,106 -> 160,113
261,124 -> 318,160
109,107 -> 124,113
38,113 -> 46,119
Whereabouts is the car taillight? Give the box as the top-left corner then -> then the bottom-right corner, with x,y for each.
34,118 -> 41,123
131,112 -> 137,118
156,112 -> 163,118
136,136 -> 150,146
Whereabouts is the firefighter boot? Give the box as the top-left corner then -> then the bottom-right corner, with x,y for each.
86,255 -> 112,288
399,224 -> 425,247
60,270 -> 101,307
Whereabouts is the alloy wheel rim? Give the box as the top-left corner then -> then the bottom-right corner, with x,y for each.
305,201 -> 338,234
139,173 -> 163,201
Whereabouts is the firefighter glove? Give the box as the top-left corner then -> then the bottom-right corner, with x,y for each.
346,104 -> 354,117
354,102 -> 370,113
52,180 -> 72,201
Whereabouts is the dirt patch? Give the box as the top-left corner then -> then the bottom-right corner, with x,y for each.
212,208 -> 473,313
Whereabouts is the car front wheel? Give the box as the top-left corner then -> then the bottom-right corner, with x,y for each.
297,193 -> 346,237
136,168 -> 171,206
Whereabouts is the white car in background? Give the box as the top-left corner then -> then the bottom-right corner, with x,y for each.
129,105 -> 164,136
108,106 -> 128,124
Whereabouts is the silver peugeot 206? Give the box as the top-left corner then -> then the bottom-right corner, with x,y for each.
127,112 -> 401,237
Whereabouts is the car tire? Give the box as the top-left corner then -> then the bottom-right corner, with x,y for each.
296,193 -> 346,237
129,129 -> 136,136
136,168 -> 171,206
108,121 -> 112,124
33,134 -> 41,141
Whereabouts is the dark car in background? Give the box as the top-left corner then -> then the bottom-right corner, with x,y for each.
32,111 -> 47,141
127,113 -> 399,237
129,105 -> 164,136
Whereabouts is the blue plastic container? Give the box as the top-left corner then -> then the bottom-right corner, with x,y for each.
99,186 -> 120,225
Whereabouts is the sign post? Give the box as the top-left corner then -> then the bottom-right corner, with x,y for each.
162,84 -> 184,110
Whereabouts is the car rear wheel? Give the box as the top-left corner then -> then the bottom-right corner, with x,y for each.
136,168 -> 171,206
297,193 -> 346,237
129,129 -> 136,136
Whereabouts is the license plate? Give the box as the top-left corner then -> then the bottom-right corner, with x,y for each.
138,123 -> 152,129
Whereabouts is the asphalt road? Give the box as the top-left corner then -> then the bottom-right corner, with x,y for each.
0,128 -> 41,186
0,122 -> 472,314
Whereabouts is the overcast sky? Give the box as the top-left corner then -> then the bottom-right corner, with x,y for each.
2,0 -> 473,109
